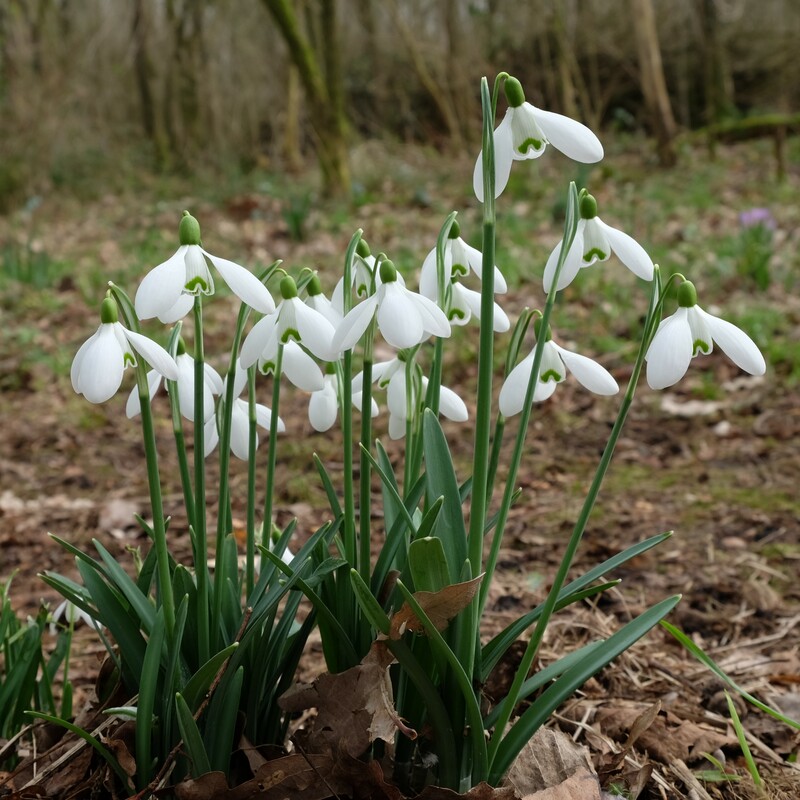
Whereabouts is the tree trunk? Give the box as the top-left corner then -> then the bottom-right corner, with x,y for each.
631,0 -> 677,165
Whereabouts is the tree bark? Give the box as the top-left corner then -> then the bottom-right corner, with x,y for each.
262,0 -> 350,196
631,0 -> 678,165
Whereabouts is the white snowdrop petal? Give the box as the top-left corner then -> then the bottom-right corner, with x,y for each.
646,309 -> 693,389
255,403 -> 285,434
229,401 -> 252,460
126,370 -> 162,419
498,353 -> 534,417
412,292 -> 452,339
509,104 -> 548,160
555,230 -> 587,292
492,302 -> 511,333
135,246 -> 188,320
580,218 -> 611,266
419,247 -> 440,300
309,387 -> 338,431
293,300 -> 336,361
387,370 -> 409,418
125,329 -> 179,381
698,308 -> 766,376
240,314 -> 277,368
331,296 -> 378,353
158,293 -> 194,324
377,286 -> 424,349
175,355 -> 197,422
532,378 -> 558,402
388,412 -> 406,440
554,345 -> 619,395
204,363 -> 224,395
599,220 -> 654,281
306,294 -> 343,327
438,385 -> 469,422
474,111 -> 515,202
204,251 -> 275,314
532,107 -> 604,163
283,342 -> 324,392
204,415 -> 219,458
71,328 -> 99,393
78,326 -> 126,403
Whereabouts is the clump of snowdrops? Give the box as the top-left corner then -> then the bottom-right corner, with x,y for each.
40,73 -> 765,795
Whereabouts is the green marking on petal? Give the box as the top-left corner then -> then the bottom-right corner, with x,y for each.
693,339 -> 711,356
185,276 -> 209,293
261,361 -> 276,375
281,327 -> 300,344
517,137 -> 542,154
449,308 -> 467,321
123,352 -> 136,368
452,262 -> 468,278
583,248 -> 607,262
541,369 -> 561,383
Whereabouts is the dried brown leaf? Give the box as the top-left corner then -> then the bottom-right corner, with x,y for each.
519,767 -> 601,800
389,576 -> 483,639
279,641 -> 414,757
415,781 -> 516,799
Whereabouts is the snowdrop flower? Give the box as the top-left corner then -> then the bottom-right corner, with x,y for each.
135,211 -> 275,324
125,341 -> 223,421
499,322 -> 618,416
357,356 -> 467,439
205,362 -> 284,460
332,238 -> 377,314
304,274 -> 343,328
332,260 -> 451,353
646,281 -> 766,390
420,220 -> 508,296
71,298 -> 179,404
308,368 -> 379,432
49,599 -> 101,635
240,276 -> 335,389
543,192 -> 654,293
474,77 -> 603,202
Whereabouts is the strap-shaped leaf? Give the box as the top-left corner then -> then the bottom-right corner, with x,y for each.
175,692 -> 212,778
182,643 -> 239,712
313,453 -> 343,518
481,531 -> 672,680
206,665 -> 245,773
137,608 -> 165,788
490,595 -> 680,783
422,410 -> 467,581
408,536 -> 449,593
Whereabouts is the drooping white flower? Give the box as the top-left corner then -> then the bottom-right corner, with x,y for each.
332,260 -> 451,353
308,370 -> 379,432
134,211 -> 275,323
419,221 -> 508,296
240,276 -> 335,386
205,361 -> 285,460
543,193 -> 654,293
331,238 -> 378,315
646,281 -> 766,390
499,324 -> 618,416
49,599 -> 102,635
304,274 -> 343,328
125,346 -> 223,421
71,298 -> 179,404
474,77 -> 603,202
356,356 -> 468,439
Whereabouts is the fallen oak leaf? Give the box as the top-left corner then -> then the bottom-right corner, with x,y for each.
389,575 -> 483,639
279,641 -> 416,758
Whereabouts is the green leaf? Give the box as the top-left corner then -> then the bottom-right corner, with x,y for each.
313,453 -> 342,518
481,531 -> 672,680
94,539 -> 156,634
662,621 -> 800,730
175,692 -> 212,778
206,666 -> 244,773
408,536 -> 450,593
422,410 -> 467,582
490,595 -> 680,783
350,569 -> 391,637
182,643 -> 239,712
137,609 -> 165,788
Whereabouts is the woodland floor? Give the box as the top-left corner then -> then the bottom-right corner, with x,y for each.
0,136 -> 799,798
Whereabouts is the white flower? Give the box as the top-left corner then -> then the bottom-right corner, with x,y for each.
543,194 -> 654,293
419,229 -> 507,295
499,329 -> 618,416
240,276 -> 335,384
308,372 -> 379,432
331,241 -> 377,314
646,283 -> 766,390
474,77 -> 603,202
332,261 -> 451,353
49,599 -> 101,635
134,212 -> 275,323
357,357 -> 468,440
304,275 -> 343,328
205,362 -> 285,460
71,300 -> 179,404
125,351 -> 223,421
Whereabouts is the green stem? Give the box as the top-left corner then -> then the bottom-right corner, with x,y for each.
246,365 -> 257,598
193,296 -> 210,662
168,386 -> 196,535
487,273 -> 663,769
358,324 -> 375,585
261,344 -> 284,557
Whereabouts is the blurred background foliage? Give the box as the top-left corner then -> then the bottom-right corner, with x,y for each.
0,0 -> 797,205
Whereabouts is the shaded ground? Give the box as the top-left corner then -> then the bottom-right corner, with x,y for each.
1,138 -> 799,797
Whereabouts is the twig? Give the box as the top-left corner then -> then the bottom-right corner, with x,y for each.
131,607 -> 253,800
294,740 -> 341,800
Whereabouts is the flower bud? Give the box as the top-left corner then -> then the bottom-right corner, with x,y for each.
280,275 -> 298,300
100,297 -> 118,324
504,77 -> 526,108
579,193 -> 598,220
677,281 -> 698,308
179,210 -> 201,246
379,259 -> 398,284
